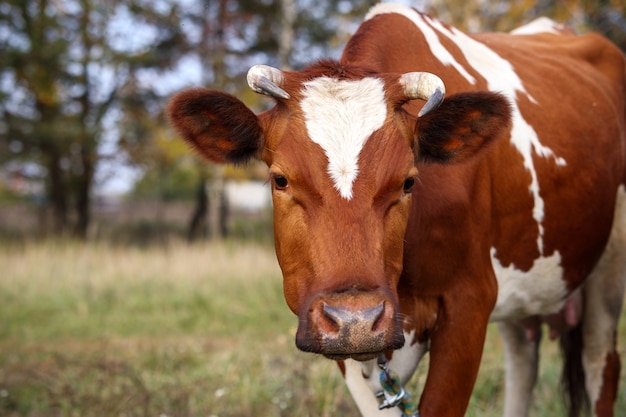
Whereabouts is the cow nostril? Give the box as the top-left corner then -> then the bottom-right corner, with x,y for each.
369,302 -> 387,331
322,304 -> 345,328
367,302 -> 386,331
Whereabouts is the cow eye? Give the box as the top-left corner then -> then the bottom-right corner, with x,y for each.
273,175 -> 289,190
403,177 -> 415,194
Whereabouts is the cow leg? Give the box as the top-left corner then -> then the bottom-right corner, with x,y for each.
497,320 -> 541,417
581,191 -> 626,417
581,284 -> 622,417
418,294 -> 494,417
343,331 -> 428,417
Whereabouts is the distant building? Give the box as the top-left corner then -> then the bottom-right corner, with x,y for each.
224,180 -> 271,213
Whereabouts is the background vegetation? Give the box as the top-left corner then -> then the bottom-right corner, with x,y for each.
0,0 -> 624,242
1,1 -> 625,416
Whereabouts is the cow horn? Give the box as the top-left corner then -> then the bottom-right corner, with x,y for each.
399,72 -> 445,116
247,65 -> 290,100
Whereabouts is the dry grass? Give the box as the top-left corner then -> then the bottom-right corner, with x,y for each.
1,240 -> 625,416
0,240 -> 354,417
1,240 -> 278,290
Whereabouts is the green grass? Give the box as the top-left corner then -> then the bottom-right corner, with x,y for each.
1,241 -> 625,416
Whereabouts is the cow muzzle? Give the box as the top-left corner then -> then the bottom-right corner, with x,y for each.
295,289 -> 405,361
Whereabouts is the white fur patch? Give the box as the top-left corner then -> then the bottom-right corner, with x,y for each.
366,4 -> 476,84
490,248 -> 567,321
300,77 -> 387,200
510,17 -> 566,35
365,3 -> 567,254
344,359 -> 402,417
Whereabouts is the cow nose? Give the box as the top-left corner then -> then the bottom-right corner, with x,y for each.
296,291 -> 404,360
322,302 -> 385,333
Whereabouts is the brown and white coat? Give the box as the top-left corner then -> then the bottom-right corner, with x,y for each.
168,4 -> 626,417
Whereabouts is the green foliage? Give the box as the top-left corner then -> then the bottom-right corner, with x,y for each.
123,0 -> 379,199
427,0 -> 626,51
123,125 -> 200,201
0,0 -> 190,238
1,0 -> 623,242
0,184 -> 24,203
131,163 -> 198,201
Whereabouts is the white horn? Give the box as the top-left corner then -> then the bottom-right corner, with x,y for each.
247,65 -> 290,100
399,72 -> 445,116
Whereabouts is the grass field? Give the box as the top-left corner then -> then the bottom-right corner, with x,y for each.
1,241 -> 625,416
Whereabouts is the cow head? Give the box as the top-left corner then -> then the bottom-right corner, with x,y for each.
168,61 -> 510,361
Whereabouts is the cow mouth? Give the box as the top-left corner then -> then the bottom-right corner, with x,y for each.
322,351 -> 382,362
296,328 -> 405,362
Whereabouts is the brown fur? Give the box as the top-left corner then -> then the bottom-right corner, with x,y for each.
168,6 -> 626,417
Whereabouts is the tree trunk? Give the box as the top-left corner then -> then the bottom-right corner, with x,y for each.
187,175 -> 209,242
279,0 -> 296,68
73,142 -> 93,239
219,187 -> 229,238
45,147 -> 69,236
73,0 -> 95,240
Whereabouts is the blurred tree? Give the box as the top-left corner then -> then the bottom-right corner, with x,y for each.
125,125 -> 194,201
120,0 -> 377,241
0,0 -> 187,238
4,0 -> 619,241
426,0 -> 625,51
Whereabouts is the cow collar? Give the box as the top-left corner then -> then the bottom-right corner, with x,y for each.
377,355 -> 420,417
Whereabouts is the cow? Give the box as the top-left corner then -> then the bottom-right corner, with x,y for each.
167,3 -> 626,417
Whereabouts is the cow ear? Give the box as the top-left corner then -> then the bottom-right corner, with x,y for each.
167,88 -> 262,164
415,92 -> 511,163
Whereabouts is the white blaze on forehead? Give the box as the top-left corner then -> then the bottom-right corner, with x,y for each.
300,76 -> 387,200
366,4 -> 567,253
